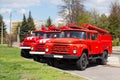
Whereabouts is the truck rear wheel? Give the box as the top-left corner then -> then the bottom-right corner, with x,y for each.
76,53 -> 88,70
96,51 -> 108,65
101,51 -> 108,65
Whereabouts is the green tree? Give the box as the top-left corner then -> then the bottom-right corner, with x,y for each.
46,16 -> 52,27
20,14 -> 28,42
108,1 -> 120,40
77,12 -> 91,25
97,14 -> 109,30
0,14 -> 7,43
27,11 -> 36,31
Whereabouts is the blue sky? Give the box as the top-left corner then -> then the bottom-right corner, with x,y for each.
0,0 -> 119,32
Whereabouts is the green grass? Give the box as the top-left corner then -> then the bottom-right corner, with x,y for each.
0,46 -> 86,80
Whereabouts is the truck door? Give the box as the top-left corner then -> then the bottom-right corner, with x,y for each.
91,33 -> 100,54
86,32 -> 92,54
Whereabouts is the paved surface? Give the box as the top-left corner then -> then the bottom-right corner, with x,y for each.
65,64 -> 120,80
55,48 -> 120,80
107,46 -> 120,67
56,53 -> 120,80
54,47 -> 120,80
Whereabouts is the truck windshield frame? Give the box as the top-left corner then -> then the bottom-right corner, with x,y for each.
32,32 -> 44,37
45,32 -> 61,38
62,31 -> 86,39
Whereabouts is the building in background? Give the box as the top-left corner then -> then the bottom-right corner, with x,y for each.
54,17 -> 66,27
11,18 -> 65,34
34,20 -> 46,30
11,20 -> 46,34
12,21 -> 21,34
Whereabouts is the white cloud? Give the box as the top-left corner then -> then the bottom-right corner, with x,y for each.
0,8 -> 12,14
18,9 -> 28,15
0,0 -> 41,8
49,0 -> 62,5
84,0 -> 120,15
84,0 -> 111,15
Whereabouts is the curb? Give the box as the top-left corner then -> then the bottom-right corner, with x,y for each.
107,56 -> 120,68
112,51 -> 120,55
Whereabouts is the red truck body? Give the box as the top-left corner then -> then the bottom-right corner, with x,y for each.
44,24 -> 112,70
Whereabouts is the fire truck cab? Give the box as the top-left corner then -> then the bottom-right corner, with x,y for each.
29,30 -> 61,61
44,24 -> 112,70
19,25 -> 58,58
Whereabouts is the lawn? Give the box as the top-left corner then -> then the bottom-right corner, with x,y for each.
0,46 -> 86,80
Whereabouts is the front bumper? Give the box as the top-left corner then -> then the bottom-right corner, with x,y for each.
44,54 -> 79,59
29,51 -> 45,55
20,47 -> 31,49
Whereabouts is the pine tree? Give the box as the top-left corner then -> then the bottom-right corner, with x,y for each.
0,14 -> 7,43
27,11 -> 36,31
46,16 -> 52,27
20,14 -> 29,42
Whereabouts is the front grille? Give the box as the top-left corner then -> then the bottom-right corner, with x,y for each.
36,44 -> 44,51
52,45 -> 69,53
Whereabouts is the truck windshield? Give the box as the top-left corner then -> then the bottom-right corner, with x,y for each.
32,32 -> 44,37
62,31 -> 86,39
45,33 -> 61,38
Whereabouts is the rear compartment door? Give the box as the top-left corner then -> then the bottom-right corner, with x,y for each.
91,33 -> 100,54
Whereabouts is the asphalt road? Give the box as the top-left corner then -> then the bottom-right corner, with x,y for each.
53,54 -> 120,80
65,64 -> 120,80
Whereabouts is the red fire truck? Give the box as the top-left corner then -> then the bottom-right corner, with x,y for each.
44,24 -> 112,70
20,25 -> 59,58
29,31 -> 61,61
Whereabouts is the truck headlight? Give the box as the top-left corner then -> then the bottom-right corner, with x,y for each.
73,49 -> 77,54
31,47 -> 34,50
45,48 -> 49,52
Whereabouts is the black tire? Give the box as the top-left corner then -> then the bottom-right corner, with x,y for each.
101,51 -> 108,65
21,49 -> 25,57
33,55 -> 40,62
47,59 -> 59,67
96,51 -> 108,65
76,53 -> 88,70
53,59 -> 59,67
47,59 -> 54,66
21,49 -> 31,58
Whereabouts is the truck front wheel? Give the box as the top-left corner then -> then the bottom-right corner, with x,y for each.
76,53 -> 88,70
47,59 -> 59,67
33,55 -> 40,62
21,49 -> 31,58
